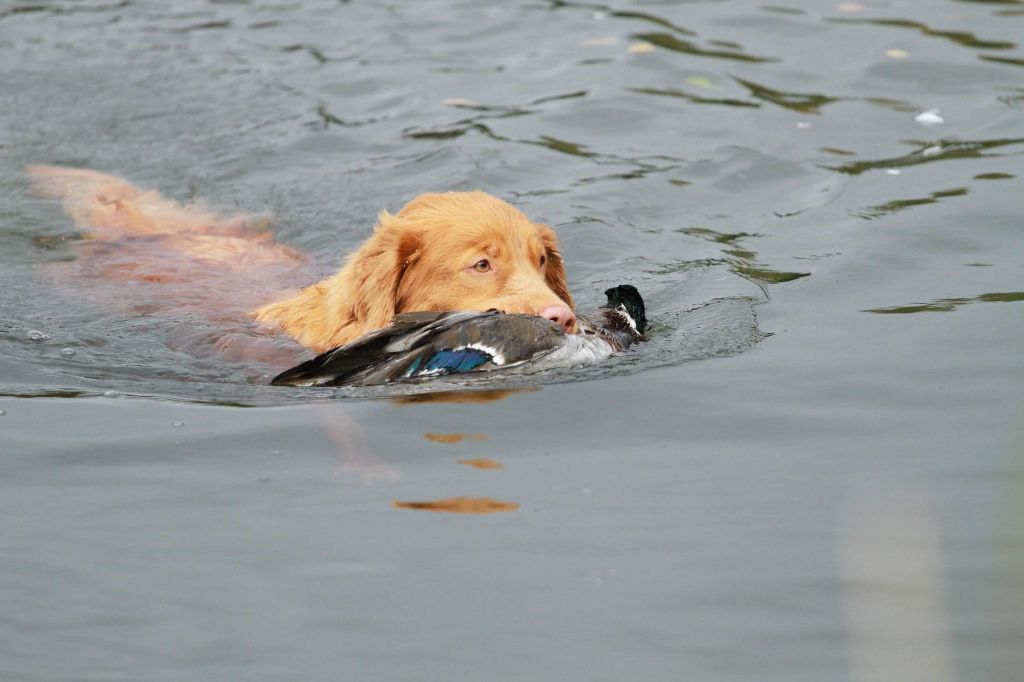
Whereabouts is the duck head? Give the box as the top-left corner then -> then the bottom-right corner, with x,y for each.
601,284 -> 648,338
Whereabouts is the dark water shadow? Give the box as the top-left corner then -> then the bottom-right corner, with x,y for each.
0,1 -> 128,21
547,0 -> 697,35
731,77 -> 839,114
827,16 -> 1017,51
631,32 -> 776,63
538,0 -> 776,62
627,86 -> 761,109
677,227 -> 810,285
852,187 -> 969,220
406,120 -> 682,187
824,138 -> 1024,176
980,55 -> 1024,68
864,292 -> 1024,314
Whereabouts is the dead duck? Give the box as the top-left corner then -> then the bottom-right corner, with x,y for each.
271,284 -> 647,387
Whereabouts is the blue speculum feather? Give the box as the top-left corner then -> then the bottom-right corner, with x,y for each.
408,348 -> 491,376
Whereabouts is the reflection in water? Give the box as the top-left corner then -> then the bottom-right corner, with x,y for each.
392,497 -> 518,513
548,0 -> 779,65
320,406 -> 400,484
407,117 -> 679,185
536,135 -> 596,158
864,292 -> 1024,314
309,103 -> 379,130
631,32 -> 774,63
631,86 -> 914,115
406,119 -> 678,187
853,187 -> 968,220
820,146 -> 857,156
424,432 -> 489,444
550,1 -> 697,35
861,97 -> 917,113
981,55 -> 1024,68
825,138 -> 1024,175
828,16 -> 1017,50
679,227 -> 810,285
404,89 -> 579,144
282,43 -> 327,65
627,86 -> 760,109
998,88 -> 1024,108
392,388 -> 538,405
457,458 -> 504,469
838,490 -> 954,682
732,77 -> 839,114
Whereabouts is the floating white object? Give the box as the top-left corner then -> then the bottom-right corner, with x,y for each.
914,109 -> 944,126
885,169 -> 901,176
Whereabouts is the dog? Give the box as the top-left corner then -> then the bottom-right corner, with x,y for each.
28,166 -> 576,361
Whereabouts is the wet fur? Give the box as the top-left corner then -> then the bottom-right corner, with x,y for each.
29,166 -> 573,355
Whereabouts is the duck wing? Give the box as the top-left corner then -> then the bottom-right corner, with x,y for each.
271,311 -> 489,387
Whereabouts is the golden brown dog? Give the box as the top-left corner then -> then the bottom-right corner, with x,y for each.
29,166 -> 575,358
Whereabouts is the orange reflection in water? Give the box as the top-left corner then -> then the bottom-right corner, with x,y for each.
392,496 -> 518,514
424,432 -> 489,444
391,387 -> 539,405
457,458 -> 504,469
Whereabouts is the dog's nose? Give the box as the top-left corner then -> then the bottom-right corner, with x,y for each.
540,305 -> 576,333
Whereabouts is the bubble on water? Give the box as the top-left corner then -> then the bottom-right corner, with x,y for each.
172,420 -> 186,427
27,330 -> 49,342
102,390 -> 122,398
60,347 -> 76,357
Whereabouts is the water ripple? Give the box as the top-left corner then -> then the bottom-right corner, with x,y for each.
631,32 -> 776,63
852,187 -> 969,220
864,292 -> 1024,314
828,16 -> 1017,51
824,138 -> 1024,176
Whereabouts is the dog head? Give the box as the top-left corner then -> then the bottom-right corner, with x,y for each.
341,191 -> 575,335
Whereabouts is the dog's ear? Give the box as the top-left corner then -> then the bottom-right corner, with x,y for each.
539,225 -> 573,309
253,209 -> 422,353
340,211 -> 422,329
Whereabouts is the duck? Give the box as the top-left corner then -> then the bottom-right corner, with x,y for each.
271,284 -> 648,387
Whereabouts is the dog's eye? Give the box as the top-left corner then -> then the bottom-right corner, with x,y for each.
539,254 -> 547,268
472,259 -> 491,273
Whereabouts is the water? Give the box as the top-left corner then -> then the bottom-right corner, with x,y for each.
1,1 -> 1022,680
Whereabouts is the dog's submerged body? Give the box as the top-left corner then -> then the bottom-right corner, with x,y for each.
29,166 -> 576,363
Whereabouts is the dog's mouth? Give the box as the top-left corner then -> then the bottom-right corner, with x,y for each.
482,308 -> 579,334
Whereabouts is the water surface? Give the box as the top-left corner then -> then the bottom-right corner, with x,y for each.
1,1 -> 1022,680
